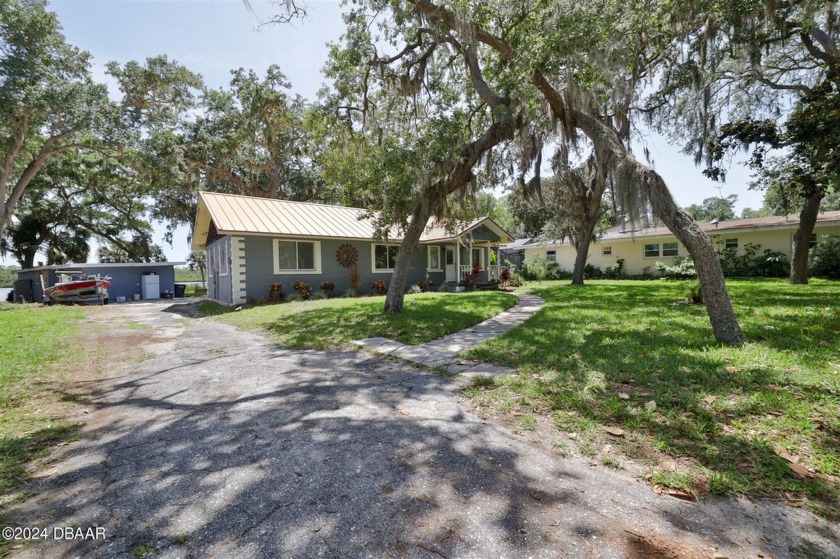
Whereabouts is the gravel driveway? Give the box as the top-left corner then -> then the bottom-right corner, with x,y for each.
6,301 -> 839,558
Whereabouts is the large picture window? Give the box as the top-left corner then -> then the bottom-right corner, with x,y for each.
427,246 -> 442,271
273,239 -> 321,274
372,244 -> 399,272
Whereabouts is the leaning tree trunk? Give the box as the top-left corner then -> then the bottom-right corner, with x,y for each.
790,190 -> 824,285
641,168 -> 744,344
384,203 -> 431,313
565,109 -> 744,344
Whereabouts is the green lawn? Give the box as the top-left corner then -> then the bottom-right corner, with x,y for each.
462,279 -> 840,516
0,304 -> 85,513
202,291 -> 517,349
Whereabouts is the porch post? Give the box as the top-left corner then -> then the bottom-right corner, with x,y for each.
456,236 -> 461,281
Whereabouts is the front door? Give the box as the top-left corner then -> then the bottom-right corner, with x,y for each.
444,246 -> 457,282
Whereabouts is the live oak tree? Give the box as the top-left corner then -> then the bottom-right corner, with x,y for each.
0,0 -> 108,237
403,0 -> 744,343
652,0 -> 839,284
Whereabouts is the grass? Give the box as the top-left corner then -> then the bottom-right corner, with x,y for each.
462,279 -> 840,516
201,292 -> 517,349
0,303 -> 86,546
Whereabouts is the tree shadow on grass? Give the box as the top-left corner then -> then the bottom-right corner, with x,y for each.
465,281 -> 840,514
4,320 -> 836,558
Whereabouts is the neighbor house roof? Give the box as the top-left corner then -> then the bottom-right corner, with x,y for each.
520,210 -> 840,248
192,192 -> 513,249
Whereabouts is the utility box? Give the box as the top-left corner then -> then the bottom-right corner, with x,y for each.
141,274 -> 160,300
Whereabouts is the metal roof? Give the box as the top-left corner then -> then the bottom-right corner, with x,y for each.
520,211 -> 840,248
192,192 -> 513,249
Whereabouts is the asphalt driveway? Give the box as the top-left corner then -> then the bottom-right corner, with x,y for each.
6,301 -> 839,558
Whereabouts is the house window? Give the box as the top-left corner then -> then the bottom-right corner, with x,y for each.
472,248 -> 482,267
602,246 -> 612,256
662,242 -> 679,257
810,234 -> 818,249
724,238 -> 738,250
273,239 -> 321,274
445,248 -> 454,265
644,243 -> 660,258
546,250 -> 556,262
428,246 -> 442,271
218,243 -> 228,276
372,243 -> 399,272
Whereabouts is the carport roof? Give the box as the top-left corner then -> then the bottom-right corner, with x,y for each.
19,262 -> 185,273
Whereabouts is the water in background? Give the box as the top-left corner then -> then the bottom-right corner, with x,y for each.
0,287 -> 13,302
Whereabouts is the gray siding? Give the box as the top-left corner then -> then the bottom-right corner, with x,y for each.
243,236 -> 443,301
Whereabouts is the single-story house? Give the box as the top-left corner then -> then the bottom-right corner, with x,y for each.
518,211 -> 840,275
15,262 -> 183,303
191,192 -> 513,305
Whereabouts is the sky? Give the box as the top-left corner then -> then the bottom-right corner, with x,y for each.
4,0 -> 759,266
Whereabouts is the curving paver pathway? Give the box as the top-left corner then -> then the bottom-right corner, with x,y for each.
353,292 -> 544,379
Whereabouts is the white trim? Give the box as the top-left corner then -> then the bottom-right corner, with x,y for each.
427,245 -> 442,271
371,243 -> 399,273
272,238 -> 322,275
230,236 -> 246,304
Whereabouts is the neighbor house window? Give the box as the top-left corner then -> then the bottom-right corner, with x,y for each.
644,243 -> 660,258
546,250 -> 556,262
372,243 -> 399,272
724,238 -> 738,250
602,246 -> 612,256
662,242 -> 679,257
810,233 -> 818,248
428,246 -> 442,271
273,239 -> 321,274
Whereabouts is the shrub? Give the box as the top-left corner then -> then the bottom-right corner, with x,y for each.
521,257 -> 549,282
267,283 -> 285,302
510,272 -> 524,286
583,263 -> 603,279
655,256 -> 697,280
292,281 -> 312,300
604,258 -> 627,279
371,279 -> 387,294
463,271 -> 475,285
417,277 -> 432,292
344,287 -> 357,298
310,291 -> 328,300
718,242 -> 789,277
810,235 -> 840,278
499,268 -> 511,286
406,284 -> 422,294
319,281 -> 335,295
286,293 -> 303,303
472,261 -> 482,275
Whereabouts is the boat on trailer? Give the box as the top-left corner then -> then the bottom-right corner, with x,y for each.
44,270 -> 111,305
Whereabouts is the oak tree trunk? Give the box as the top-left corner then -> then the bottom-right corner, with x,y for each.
789,191 -> 824,285
384,203 -> 431,313
571,221 -> 597,285
641,168 -> 744,344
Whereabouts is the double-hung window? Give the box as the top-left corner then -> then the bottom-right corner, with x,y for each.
427,246 -> 442,271
602,246 -> 612,256
546,250 -> 556,262
662,242 -> 679,257
273,239 -> 321,274
372,244 -> 399,272
644,243 -> 660,258
724,238 -> 738,250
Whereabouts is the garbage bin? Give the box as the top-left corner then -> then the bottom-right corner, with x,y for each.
174,283 -> 187,298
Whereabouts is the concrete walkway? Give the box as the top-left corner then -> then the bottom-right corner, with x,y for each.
353,292 -> 544,379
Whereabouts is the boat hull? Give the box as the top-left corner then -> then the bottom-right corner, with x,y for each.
45,279 -> 111,302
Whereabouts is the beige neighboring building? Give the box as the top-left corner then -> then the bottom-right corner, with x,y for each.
518,211 -> 840,275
